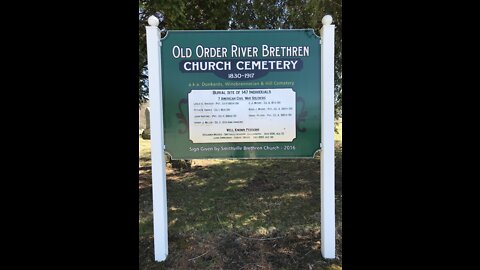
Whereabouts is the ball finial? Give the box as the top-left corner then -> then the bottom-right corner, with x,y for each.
322,15 -> 333,25
148,16 -> 160,27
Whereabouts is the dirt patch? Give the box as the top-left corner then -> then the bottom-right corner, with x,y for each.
140,231 -> 341,270
245,171 -> 281,192
139,146 -> 343,269
139,172 -> 152,190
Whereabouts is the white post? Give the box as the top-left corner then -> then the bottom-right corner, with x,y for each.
320,15 -> 336,259
145,16 -> 168,262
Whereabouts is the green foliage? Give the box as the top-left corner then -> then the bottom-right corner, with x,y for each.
139,0 -> 342,117
315,0 -> 342,117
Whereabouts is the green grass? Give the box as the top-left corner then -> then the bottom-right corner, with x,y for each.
334,120 -> 342,141
166,159 -> 321,235
139,137 -> 151,168
139,135 -> 342,269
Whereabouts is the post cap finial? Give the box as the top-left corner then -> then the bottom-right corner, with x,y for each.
148,15 -> 160,27
322,15 -> 333,25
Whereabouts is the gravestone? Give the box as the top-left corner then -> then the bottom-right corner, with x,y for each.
141,107 -> 151,139
139,101 -> 150,130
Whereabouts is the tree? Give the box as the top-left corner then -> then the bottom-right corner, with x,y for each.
139,0 -> 342,117
139,0 -> 233,170
314,0 -> 342,118
138,0 -> 231,106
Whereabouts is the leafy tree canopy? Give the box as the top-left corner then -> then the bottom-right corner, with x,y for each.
139,0 -> 341,117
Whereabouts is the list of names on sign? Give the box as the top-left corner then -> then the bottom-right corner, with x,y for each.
188,88 -> 296,143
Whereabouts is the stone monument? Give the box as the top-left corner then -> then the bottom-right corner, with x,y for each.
141,107 -> 151,139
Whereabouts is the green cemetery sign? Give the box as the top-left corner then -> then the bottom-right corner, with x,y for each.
161,30 -> 321,159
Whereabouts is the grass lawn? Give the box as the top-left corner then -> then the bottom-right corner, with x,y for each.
334,120 -> 342,141
139,124 -> 342,269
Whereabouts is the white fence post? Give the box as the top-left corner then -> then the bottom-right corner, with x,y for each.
145,15 -> 168,262
320,14 -> 336,259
